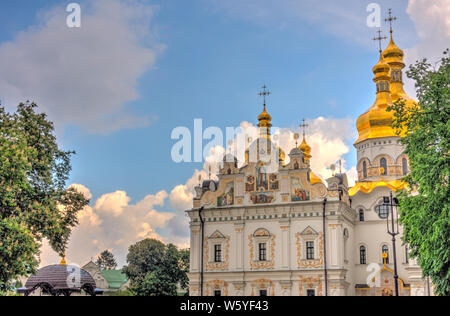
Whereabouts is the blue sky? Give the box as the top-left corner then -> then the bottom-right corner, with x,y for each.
1,0 -> 446,266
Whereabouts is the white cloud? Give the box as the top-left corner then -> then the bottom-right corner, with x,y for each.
404,0 -> 450,97
0,0 -> 164,133
40,186 -> 174,268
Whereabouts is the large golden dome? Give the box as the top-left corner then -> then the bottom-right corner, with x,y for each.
298,136 -> 311,161
355,54 -> 394,144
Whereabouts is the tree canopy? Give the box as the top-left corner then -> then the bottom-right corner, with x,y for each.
0,102 -> 89,290
123,238 -> 189,296
96,250 -> 118,270
388,50 -> 450,296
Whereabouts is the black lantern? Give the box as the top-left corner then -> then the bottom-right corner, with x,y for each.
385,192 -> 400,296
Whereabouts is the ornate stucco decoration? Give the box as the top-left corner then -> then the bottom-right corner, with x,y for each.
250,279 -> 275,296
296,227 -> 324,268
299,276 -> 323,296
204,231 -> 230,271
205,280 -> 229,296
248,230 -> 275,270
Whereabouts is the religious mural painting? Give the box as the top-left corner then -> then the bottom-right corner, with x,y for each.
250,189 -> 275,204
246,175 -> 255,192
291,176 -> 310,201
217,181 -> 234,207
256,163 -> 268,191
269,174 -> 279,190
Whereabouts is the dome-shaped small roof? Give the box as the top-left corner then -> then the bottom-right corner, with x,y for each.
24,264 -> 96,293
383,38 -> 404,65
289,147 -> 303,156
223,153 -> 237,163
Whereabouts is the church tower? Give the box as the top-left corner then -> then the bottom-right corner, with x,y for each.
350,11 -> 429,296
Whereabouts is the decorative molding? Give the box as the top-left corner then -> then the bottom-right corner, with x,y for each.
204,235 -> 230,271
296,232 -> 324,268
205,280 -> 229,296
299,276 -> 323,296
248,234 -> 275,270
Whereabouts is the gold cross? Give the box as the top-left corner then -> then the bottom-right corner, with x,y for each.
373,29 -> 387,55
385,8 -> 397,37
258,85 -> 271,105
299,118 -> 309,137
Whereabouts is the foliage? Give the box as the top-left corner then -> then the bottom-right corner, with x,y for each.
388,50 -> 450,296
96,250 -> 118,270
0,102 -> 89,290
123,239 -> 190,296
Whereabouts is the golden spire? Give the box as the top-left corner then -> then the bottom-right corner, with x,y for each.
385,8 -> 397,40
60,253 -> 67,266
257,85 -> 272,135
298,119 -> 311,161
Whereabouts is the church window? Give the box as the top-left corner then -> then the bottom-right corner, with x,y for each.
362,161 -> 367,178
359,209 -> 365,222
375,202 -> 389,219
259,290 -> 267,296
259,243 -> 267,261
214,244 -> 222,263
306,241 -> 315,260
214,290 -> 222,296
402,158 -> 408,176
307,289 -> 315,296
382,245 -> 389,264
380,158 -> 387,175
360,246 -> 367,264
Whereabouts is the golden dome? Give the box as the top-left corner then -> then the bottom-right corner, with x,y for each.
298,136 -> 311,159
355,54 -> 395,145
309,171 -> 323,185
383,38 -> 404,67
257,104 -> 272,129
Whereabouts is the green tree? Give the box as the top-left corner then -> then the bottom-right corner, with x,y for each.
123,239 -> 189,296
388,50 -> 450,296
0,102 -> 89,290
96,250 -> 118,270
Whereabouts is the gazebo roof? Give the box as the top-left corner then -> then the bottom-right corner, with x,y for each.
18,264 -> 102,296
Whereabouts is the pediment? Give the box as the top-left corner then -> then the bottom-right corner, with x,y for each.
300,226 -> 319,236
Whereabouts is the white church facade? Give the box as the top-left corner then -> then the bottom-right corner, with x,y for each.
187,29 -> 431,296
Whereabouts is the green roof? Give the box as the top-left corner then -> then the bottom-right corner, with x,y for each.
101,270 -> 128,290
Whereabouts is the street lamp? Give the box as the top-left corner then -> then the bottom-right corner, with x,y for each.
384,192 -> 400,296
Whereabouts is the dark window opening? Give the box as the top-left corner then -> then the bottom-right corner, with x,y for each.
306,241 -> 315,260
214,244 -> 222,263
259,243 -> 267,261
307,289 -> 315,296
360,246 -> 367,264
259,290 -> 267,296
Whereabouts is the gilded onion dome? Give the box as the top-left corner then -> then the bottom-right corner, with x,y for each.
355,54 -> 395,144
245,103 -> 285,165
298,136 -> 311,161
382,37 -> 416,108
257,104 -> 273,132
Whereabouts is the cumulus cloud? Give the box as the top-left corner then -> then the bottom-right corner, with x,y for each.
0,0 -> 163,133
404,0 -> 450,97
40,185 -> 173,267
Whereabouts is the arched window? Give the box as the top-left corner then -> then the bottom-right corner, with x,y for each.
380,158 -> 387,175
362,161 -> 367,178
382,245 -> 389,264
359,209 -> 365,222
360,246 -> 367,264
402,158 -> 408,176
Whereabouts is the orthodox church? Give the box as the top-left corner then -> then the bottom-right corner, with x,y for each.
187,22 -> 431,296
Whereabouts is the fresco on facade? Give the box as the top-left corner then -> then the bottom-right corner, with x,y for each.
250,189 -> 275,204
291,176 -> 310,201
217,182 -> 234,206
269,174 -> 279,190
245,175 -> 255,192
256,164 -> 268,190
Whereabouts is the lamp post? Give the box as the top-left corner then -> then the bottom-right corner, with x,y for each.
385,192 -> 400,296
